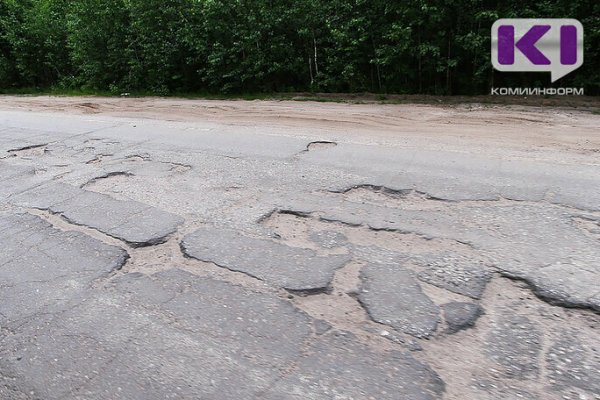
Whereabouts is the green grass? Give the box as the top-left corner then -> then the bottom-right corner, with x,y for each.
1,87 -> 599,110
0,86 -> 113,96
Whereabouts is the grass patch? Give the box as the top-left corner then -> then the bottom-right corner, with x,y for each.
1,87 -> 600,110
0,87 -> 113,96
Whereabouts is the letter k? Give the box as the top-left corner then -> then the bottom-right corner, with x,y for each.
516,25 -> 551,65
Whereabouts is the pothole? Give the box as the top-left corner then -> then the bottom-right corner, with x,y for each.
290,260 -> 421,352
262,210 -> 490,343
329,184 -> 454,210
262,210 -> 481,260
81,171 -> 134,189
7,144 -> 48,157
30,210 -> 276,294
169,162 -> 192,173
125,233 -> 273,294
85,154 -> 113,165
28,208 -> 129,250
124,154 -> 151,163
302,141 -> 337,153
290,261 -> 364,328
416,275 -> 600,400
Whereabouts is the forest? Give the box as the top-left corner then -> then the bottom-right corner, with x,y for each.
0,0 -> 598,95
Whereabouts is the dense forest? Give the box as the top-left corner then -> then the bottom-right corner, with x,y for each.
0,0 -> 598,95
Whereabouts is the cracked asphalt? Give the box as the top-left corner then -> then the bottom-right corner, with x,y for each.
0,98 -> 599,400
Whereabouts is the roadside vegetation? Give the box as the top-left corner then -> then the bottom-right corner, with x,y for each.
1,0 -> 599,96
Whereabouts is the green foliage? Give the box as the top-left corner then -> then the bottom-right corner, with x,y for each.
2,0 -> 71,87
66,0 -> 130,90
0,0 -> 598,95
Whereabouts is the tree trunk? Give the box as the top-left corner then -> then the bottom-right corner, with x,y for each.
418,27 -> 422,93
446,34 -> 451,94
313,34 -> 319,76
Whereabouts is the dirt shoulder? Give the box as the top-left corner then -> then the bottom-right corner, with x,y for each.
1,95 -> 599,164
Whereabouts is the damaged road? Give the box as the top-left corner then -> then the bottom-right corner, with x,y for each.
0,98 -> 599,400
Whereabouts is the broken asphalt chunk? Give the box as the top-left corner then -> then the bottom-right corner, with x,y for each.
442,302 -> 483,333
181,227 -> 350,292
0,212 -> 129,322
10,183 -> 183,247
359,263 -> 440,338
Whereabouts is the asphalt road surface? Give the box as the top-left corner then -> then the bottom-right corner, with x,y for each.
0,97 -> 599,400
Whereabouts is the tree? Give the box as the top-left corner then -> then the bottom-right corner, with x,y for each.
66,0 -> 130,91
4,0 -> 71,87
0,0 -> 597,95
